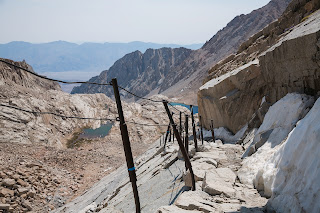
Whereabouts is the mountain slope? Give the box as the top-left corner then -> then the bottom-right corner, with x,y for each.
159,0 -> 292,104
71,48 -> 193,100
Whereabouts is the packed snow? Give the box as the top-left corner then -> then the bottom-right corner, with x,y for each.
200,125 -> 247,144
238,93 -> 320,212
238,93 -> 314,187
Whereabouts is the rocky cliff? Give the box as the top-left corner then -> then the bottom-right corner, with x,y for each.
0,58 -> 113,148
71,0 -> 290,104
71,48 -> 192,101
0,59 -> 61,92
198,0 -> 320,133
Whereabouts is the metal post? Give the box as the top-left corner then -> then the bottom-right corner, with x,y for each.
172,128 -> 175,142
185,114 -> 189,155
163,101 -> 196,191
179,111 -> 182,137
111,78 -> 141,213
172,112 -> 175,142
190,105 -> 198,152
164,124 -> 171,150
211,120 -> 215,141
200,116 -> 204,145
169,125 -> 172,142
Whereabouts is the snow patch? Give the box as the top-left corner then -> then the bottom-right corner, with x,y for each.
238,93 -> 315,187
201,125 -> 247,144
262,97 -> 320,212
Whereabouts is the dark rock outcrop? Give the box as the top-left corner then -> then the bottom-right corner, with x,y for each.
71,48 -> 192,100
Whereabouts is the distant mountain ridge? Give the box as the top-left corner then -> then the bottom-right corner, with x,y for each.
0,41 -> 202,74
71,47 -> 193,100
71,0 -> 292,104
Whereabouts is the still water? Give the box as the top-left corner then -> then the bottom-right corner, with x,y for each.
80,122 -> 113,138
170,103 -> 198,114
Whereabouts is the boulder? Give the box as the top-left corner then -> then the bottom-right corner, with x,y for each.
17,187 -> 29,195
183,161 -> 216,187
0,188 -> 14,197
174,191 -> 221,212
198,60 -> 265,134
156,205 -> 202,213
2,179 -> 15,187
202,168 -> 237,198
16,179 -> 28,187
0,204 -> 10,210
22,200 -> 32,211
193,150 -> 227,162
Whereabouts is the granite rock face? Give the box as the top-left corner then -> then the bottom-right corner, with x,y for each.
198,60 -> 265,133
198,0 -> 320,133
0,58 -> 61,91
71,48 -> 192,101
0,59 -> 112,147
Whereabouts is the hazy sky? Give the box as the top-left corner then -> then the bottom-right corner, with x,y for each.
0,0 -> 270,44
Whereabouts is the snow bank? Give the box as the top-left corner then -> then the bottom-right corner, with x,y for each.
260,97 -> 320,213
200,125 -> 247,144
238,93 -> 314,187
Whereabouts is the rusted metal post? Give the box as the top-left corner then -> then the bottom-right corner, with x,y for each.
200,116 -> 204,145
211,120 -> 215,141
163,101 -> 196,191
190,105 -> 198,152
172,112 -> 175,142
185,114 -> 189,155
170,112 -> 174,143
179,111 -> 182,137
172,128 -> 175,142
182,130 -> 184,145
164,124 -> 171,149
111,78 -> 140,213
